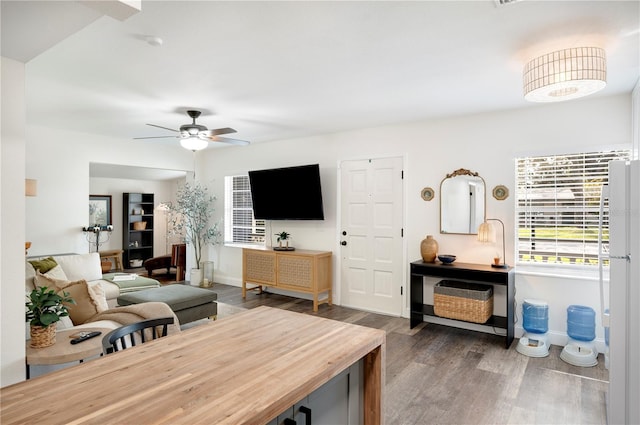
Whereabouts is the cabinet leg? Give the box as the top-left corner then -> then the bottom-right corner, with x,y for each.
328,289 -> 332,306
313,294 -> 318,312
242,282 -> 246,299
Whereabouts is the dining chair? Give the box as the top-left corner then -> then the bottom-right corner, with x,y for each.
102,317 -> 174,354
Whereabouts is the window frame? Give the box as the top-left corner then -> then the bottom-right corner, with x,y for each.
515,149 -> 631,268
223,174 -> 265,247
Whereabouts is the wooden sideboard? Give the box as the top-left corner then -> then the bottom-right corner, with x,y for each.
243,248 -> 332,312
1,307 -> 385,425
410,260 -> 515,348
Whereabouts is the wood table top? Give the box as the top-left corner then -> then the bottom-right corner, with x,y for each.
3,306 -> 386,425
26,327 -> 110,366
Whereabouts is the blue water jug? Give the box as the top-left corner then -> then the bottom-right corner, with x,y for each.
567,305 -> 596,342
523,299 -> 548,334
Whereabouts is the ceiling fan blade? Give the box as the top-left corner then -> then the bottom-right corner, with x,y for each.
133,135 -> 179,140
202,127 -> 237,137
146,123 -> 179,132
209,136 -> 250,146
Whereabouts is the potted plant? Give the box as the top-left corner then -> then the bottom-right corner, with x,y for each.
26,286 -> 75,348
166,182 -> 221,286
275,231 -> 293,250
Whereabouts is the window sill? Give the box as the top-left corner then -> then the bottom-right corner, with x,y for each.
515,262 -> 606,281
224,242 -> 265,249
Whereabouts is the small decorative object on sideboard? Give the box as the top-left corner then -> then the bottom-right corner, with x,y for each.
478,218 -> 508,268
437,254 -> 457,264
274,231 -> 295,251
26,287 -> 75,348
420,235 -> 438,262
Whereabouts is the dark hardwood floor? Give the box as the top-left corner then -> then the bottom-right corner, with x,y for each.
207,283 -> 609,425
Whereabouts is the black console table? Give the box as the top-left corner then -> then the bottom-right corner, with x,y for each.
410,260 -> 515,349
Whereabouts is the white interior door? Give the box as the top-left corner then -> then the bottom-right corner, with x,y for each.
339,157 -> 403,315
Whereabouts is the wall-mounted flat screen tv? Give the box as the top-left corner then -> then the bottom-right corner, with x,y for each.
248,164 -> 324,220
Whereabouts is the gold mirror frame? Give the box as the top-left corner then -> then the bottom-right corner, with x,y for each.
440,168 -> 486,234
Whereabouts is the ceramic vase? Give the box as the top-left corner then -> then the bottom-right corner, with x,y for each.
420,235 -> 438,263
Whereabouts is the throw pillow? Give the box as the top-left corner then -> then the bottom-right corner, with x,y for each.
42,264 -> 69,281
59,280 -> 103,325
28,257 -> 58,273
88,282 -> 109,312
34,272 -> 107,325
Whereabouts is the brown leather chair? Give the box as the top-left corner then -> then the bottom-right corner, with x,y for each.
171,243 -> 186,281
143,243 -> 186,281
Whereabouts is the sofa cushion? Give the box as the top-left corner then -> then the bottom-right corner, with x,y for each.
43,264 -> 68,281
55,253 -> 103,282
34,272 -> 108,325
28,256 -> 58,273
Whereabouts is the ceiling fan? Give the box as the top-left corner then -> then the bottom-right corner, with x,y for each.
134,110 -> 250,151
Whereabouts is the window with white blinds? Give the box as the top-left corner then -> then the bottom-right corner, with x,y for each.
224,175 -> 265,245
516,150 -> 631,266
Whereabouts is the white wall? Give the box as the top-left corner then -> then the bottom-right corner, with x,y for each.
199,94 -> 632,351
25,125 -> 193,256
89,176 -> 185,257
1,57 -> 28,386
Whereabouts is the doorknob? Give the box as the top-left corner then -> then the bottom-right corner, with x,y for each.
341,241 -> 347,246
342,231 -> 347,236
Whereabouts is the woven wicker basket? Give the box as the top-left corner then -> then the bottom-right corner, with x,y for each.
433,280 -> 493,324
30,323 -> 57,348
133,221 -> 147,230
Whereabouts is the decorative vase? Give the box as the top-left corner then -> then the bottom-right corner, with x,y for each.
30,323 -> 56,348
190,268 -> 203,287
420,235 -> 438,263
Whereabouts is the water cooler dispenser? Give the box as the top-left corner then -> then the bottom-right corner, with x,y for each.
560,305 -> 598,367
516,299 -> 550,357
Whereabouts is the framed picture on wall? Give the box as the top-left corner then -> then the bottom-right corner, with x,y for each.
89,195 -> 112,227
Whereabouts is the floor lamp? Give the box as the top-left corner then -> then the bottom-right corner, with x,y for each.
478,218 -> 508,268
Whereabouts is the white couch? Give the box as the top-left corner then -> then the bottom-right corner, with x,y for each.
25,252 -> 162,332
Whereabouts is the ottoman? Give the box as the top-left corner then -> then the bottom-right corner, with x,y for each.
117,285 -> 218,324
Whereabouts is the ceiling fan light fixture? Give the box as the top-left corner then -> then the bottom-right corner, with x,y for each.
180,136 -> 208,151
523,47 -> 606,102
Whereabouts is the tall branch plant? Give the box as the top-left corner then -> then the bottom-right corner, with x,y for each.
166,182 -> 221,269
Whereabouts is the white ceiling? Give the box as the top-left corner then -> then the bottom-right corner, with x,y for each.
2,0 -> 639,151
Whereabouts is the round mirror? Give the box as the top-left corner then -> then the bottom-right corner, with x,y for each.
440,168 -> 486,234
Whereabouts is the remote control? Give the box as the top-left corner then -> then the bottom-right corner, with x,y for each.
70,331 -> 102,344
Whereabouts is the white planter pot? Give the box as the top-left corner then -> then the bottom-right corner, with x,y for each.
190,268 -> 203,286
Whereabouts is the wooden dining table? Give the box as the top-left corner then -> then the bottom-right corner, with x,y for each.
1,306 -> 386,424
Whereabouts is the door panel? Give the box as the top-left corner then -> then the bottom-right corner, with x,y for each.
340,157 -> 403,315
